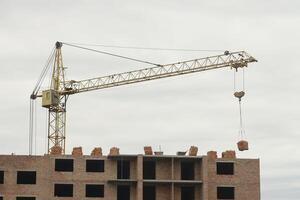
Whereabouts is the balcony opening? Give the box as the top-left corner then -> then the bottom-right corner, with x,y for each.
54,184 -> 73,197
55,159 -> 74,172
181,186 -> 195,200
181,161 -> 194,180
0,170 -> 3,184
86,184 -> 104,197
117,160 -> 130,179
17,171 -> 36,184
217,187 -> 235,199
117,185 -> 130,200
143,160 -> 156,179
86,160 -> 105,172
217,162 -> 234,175
143,185 -> 156,200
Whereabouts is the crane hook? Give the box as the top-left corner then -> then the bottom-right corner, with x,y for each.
234,91 -> 245,101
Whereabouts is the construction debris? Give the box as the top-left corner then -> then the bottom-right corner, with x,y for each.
207,151 -> 218,159
72,147 -> 83,156
91,147 -> 102,156
50,145 -> 62,155
222,150 -> 236,159
109,147 -> 120,155
144,146 -> 153,155
188,146 -> 198,156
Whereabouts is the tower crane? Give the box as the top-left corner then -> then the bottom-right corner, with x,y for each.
30,42 -> 257,155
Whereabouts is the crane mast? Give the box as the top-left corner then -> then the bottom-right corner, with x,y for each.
41,42 -> 68,154
34,42 -> 257,154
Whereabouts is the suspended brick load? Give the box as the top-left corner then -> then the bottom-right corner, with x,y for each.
91,147 -> 102,156
72,147 -> 83,156
237,140 -> 249,151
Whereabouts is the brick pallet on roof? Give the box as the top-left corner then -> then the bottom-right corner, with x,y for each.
91,147 -> 102,156
72,147 -> 83,156
109,147 -> 120,155
188,146 -> 198,156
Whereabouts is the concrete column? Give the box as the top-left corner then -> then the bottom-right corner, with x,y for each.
136,155 -> 143,200
171,157 -> 174,200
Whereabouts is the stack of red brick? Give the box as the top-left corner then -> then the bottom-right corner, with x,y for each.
222,150 -> 236,159
188,146 -> 198,156
109,147 -> 120,155
91,147 -> 102,156
50,146 -> 62,155
144,146 -> 153,155
72,147 -> 83,156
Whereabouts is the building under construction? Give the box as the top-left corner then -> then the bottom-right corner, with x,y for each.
0,146 -> 260,200
0,43 -> 260,199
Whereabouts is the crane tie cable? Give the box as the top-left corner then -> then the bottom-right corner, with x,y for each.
62,42 -> 225,52
62,42 -> 161,66
31,47 -> 56,98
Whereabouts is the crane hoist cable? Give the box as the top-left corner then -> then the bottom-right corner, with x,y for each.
29,47 -> 55,155
234,68 -> 249,151
238,98 -> 245,138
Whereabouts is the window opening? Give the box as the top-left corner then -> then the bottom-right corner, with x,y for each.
117,185 -> 130,200
217,162 -> 234,175
55,159 -> 73,172
54,184 -> 73,197
86,184 -> 104,197
181,161 -> 194,180
217,187 -> 235,199
17,171 -> 36,184
143,160 -> 156,179
117,160 -> 130,179
143,185 -> 156,200
86,160 -> 104,172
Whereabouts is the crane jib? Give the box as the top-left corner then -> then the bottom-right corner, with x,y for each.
62,52 -> 256,95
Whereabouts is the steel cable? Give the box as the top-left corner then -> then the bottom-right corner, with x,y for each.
32,47 -> 56,96
62,43 -> 161,66
63,42 -> 225,52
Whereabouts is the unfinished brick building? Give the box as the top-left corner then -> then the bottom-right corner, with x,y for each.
0,147 -> 260,200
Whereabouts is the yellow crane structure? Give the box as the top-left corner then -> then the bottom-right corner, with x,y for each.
30,42 -> 257,155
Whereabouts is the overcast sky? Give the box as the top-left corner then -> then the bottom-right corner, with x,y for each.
1,0 -> 300,199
